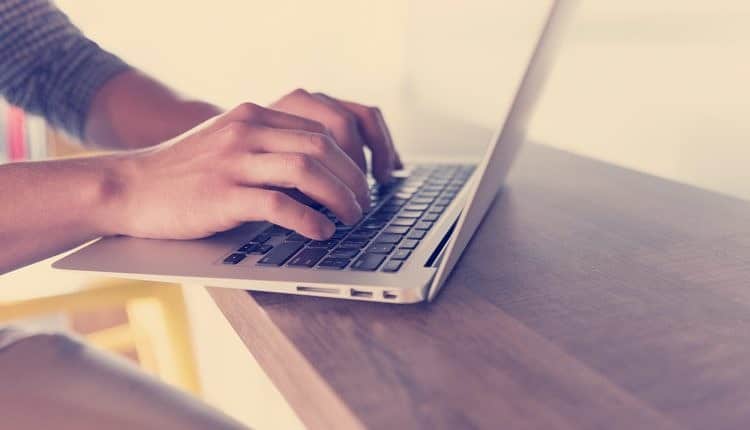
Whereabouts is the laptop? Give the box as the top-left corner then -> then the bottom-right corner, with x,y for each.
54,0 -> 575,303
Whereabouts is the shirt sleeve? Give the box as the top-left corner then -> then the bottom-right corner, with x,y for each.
0,0 -> 132,140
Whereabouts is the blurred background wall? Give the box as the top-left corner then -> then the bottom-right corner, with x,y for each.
57,0 -> 750,199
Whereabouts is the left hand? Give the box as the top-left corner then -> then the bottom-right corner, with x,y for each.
270,89 -> 403,183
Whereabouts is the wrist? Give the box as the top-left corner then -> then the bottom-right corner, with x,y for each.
87,153 -> 140,237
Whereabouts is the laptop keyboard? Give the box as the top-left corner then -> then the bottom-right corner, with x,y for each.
222,164 -> 474,272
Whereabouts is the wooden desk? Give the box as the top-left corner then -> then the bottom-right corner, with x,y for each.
209,144 -> 750,430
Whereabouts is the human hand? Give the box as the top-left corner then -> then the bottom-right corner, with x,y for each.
270,89 -> 403,183
105,103 -> 370,240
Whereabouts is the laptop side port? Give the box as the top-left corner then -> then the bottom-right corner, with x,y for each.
382,291 -> 398,300
350,289 -> 373,298
297,286 -> 340,295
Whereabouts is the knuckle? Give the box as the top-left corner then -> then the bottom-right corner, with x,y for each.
262,191 -> 287,214
233,102 -> 262,118
284,153 -> 314,173
308,120 -> 327,135
222,121 -> 250,143
367,105 -> 383,118
290,88 -> 310,98
328,110 -> 357,133
307,133 -> 334,157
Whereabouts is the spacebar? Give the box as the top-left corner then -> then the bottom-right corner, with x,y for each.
257,242 -> 304,266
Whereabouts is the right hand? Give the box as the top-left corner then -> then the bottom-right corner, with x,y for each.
104,103 -> 370,241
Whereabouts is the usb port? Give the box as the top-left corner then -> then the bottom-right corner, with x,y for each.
382,291 -> 398,300
350,289 -> 373,298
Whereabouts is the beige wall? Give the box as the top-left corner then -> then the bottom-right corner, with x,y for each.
58,0 -> 750,200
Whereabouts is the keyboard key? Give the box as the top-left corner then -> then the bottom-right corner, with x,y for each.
349,230 -> 378,240
285,233 -> 311,242
436,198 -> 452,205
399,210 -> 423,219
404,204 -> 429,211
430,205 -> 447,213
367,243 -> 395,254
414,221 -> 433,230
251,244 -> 272,254
341,239 -> 369,248
394,192 -> 414,199
257,242 -> 304,266
384,226 -> 409,234
421,213 -> 440,222
288,248 -> 328,267
399,239 -> 419,250
331,231 -> 348,240
361,220 -> 386,230
406,230 -> 426,240
266,225 -> 292,236
412,197 -> 434,204
380,204 -> 402,212
223,253 -> 246,265
373,207 -> 399,217
391,218 -> 417,227
375,234 -> 403,244
329,248 -> 359,259
308,239 -> 339,249
382,260 -> 403,272
250,233 -> 271,244
237,243 -> 258,253
318,257 -> 351,270
391,249 -> 411,260
390,198 -> 409,206
351,253 -> 387,271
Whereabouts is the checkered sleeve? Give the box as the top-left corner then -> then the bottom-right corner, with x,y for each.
0,0 -> 132,139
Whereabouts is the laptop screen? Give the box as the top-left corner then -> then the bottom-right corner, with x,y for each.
423,0 -> 578,300
393,0 -> 560,159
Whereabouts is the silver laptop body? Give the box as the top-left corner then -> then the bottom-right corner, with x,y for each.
54,0 -> 575,303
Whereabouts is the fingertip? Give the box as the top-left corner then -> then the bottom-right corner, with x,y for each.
322,220 -> 336,238
373,166 -> 393,184
394,154 -> 404,170
356,191 -> 370,212
343,201 -> 364,226
309,218 -> 335,240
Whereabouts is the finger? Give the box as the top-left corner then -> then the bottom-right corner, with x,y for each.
272,89 -> 368,174
233,152 -> 363,226
226,124 -> 369,209
337,99 -> 401,182
230,188 -> 335,240
393,150 -> 404,170
211,102 -> 329,135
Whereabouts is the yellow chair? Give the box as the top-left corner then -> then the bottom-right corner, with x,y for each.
0,278 -> 201,396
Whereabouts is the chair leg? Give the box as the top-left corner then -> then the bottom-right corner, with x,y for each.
154,285 -> 202,396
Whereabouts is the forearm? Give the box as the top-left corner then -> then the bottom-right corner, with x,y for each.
0,156 -> 125,273
84,70 -> 221,149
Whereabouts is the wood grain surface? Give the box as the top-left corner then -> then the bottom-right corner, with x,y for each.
210,143 -> 750,430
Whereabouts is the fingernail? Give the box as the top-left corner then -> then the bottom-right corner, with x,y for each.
323,221 -> 336,238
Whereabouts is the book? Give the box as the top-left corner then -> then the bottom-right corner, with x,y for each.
7,105 -> 26,161
1,99 -> 48,163
0,99 -> 7,163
